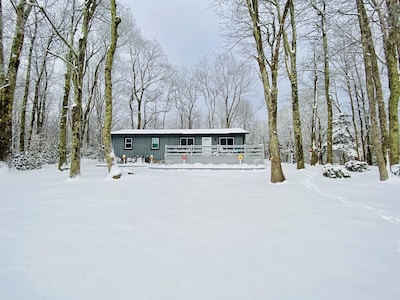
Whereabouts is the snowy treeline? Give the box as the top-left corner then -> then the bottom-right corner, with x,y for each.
0,0 -> 398,180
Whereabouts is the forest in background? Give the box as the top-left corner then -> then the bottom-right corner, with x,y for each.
0,0 -> 398,182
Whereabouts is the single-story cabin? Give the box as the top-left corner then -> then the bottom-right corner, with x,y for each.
111,128 -> 264,165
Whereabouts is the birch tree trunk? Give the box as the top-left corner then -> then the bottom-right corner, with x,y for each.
103,0 -> 121,173
355,0 -> 388,181
0,0 -> 32,162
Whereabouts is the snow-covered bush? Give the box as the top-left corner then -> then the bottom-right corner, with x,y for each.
41,149 -> 58,165
390,164 -> 400,176
13,152 -> 42,170
12,149 -> 58,171
344,160 -> 368,172
322,164 -> 351,178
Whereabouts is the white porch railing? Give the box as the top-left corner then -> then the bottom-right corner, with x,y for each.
164,144 -> 265,165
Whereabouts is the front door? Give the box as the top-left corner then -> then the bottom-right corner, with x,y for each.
202,136 -> 212,155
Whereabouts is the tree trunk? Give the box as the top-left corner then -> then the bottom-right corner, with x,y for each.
283,0 -> 305,169
103,0 -> 121,173
69,0 -> 97,178
246,0 -> 286,183
311,1 -> 332,164
310,49 -> 319,165
0,0 -> 32,162
355,0 -> 388,180
58,48 -> 73,170
383,0 -> 399,165
20,19 -> 37,153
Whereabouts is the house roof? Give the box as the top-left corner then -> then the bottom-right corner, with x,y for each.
111,128 -> 249,135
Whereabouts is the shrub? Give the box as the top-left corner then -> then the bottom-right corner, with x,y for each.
12,149 -> 58,171
344,160 -> 368,172
322,164 -> 351,178
390,164 -> 400,176
13,152 -> 42,170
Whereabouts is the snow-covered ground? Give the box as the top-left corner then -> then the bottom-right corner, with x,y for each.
1,160 -> 399,300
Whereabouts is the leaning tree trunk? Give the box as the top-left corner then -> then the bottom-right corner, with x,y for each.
0,0 -> 32,162
103,0 -> 121,173
356,0 -> 388,181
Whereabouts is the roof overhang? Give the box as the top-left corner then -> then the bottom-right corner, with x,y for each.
111,128 -> 249,135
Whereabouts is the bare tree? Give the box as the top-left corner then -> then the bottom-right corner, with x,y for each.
127,38 -> 171,129
371,0 -> 399,166
282,0 -> 305,169
103,0 -> 121,173
214,52 -> 253,128
57,0 -> 78,171
355,0 -> 388,180
195,56 -> 218,129
0,0 -> 33,162
245,0 -> 287,183
309,0 -> 333,164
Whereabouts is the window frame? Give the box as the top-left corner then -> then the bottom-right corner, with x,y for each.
151,137 -> 160,150
180,137 -> 195,146
124,137 -> 133,150
219,137 -> 234,146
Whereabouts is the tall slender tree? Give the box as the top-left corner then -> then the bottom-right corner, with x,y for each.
372,0 -> 399,166
355,0 -> 388,181
310,0 -> 333,164
58,0 -> 77,171
245,0 -> 287,183
69,0 -> 98,178
103,0 -> 121,173
282,0 -> 305,169
0,0 -> 33,162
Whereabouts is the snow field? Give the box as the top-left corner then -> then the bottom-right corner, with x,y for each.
0,160 -> 399,300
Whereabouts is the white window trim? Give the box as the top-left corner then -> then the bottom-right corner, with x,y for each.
151,137 -> 160,150
124,137 -> 133,150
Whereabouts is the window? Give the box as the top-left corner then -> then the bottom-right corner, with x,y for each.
180,137 -> 194,146
124,137 -> 133,150
151,137 -> 160,150
219,137 -> 234,146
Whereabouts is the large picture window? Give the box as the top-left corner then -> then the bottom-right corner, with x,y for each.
180,137 -> 194,146
151,137 -> 160,150
124,137 -> 133,150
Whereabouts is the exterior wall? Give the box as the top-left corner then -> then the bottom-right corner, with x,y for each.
111,133 -> 246,162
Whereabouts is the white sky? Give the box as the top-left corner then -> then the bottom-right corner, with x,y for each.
121,0 -> 222,66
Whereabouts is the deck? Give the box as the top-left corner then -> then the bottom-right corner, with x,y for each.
164,144 -> 265,165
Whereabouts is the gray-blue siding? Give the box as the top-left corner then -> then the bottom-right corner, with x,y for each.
111,134 -> 246,161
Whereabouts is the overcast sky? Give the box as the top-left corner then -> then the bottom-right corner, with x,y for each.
121,0 -> 222,66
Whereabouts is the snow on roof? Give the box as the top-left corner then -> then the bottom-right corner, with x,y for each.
111,128 -> 249,135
